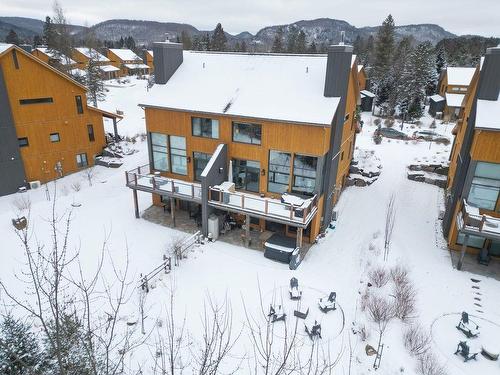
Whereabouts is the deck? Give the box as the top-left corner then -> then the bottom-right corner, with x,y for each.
125,164 -> 202,203
456,205 -> 500,242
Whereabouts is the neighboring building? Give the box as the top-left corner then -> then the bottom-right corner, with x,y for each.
443,47 -> 500,267
126,42 -> 360,251
144,50 -> 154,73
72,47 -> 120,80
0,43 -> 122,196
428,94 -> 446,117
357,65 -> 367,90
437,66 -> 476,120
32,46 -> 77,71
107,48 -> 150,76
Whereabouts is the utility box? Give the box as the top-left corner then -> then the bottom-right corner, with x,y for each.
208,214 -> 219,241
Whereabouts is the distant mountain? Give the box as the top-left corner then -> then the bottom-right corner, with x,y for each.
0,16 -> 463,49
0,16 -> 86,41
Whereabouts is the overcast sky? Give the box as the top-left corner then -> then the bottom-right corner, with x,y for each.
1,0 -> 499,37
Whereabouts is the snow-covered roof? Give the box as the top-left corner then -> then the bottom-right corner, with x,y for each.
99,64 -> 120,72
0,43 -> 13,55
446,67 -> 476,86
475,92 -> 500,131
360,90 -> 375,98
109,48 -> 142,62
68,68 -> 87,77
140,51 -> 342,126
147,50 -> 153,57
35,47 -> 76,65
75,47 -> 109,62
429,94 -> 445,102
358,64 -> 363,72
124,63 -> 150,69
445,93 -> 465,107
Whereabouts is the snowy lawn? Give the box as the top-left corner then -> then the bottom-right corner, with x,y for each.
1,82 -> 500,374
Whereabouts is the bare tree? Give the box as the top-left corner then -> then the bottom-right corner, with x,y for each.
193,293 -> 242,374
416,352 -> 447,375
368,267 -> 389,288
393,281 -> 417,321
83,166 -> 97,187
383,194 -> 397,261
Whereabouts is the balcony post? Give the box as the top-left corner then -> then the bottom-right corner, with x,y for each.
191,184 -> 195,198
133,189 -> 139,219
245,214 -> 251,248
242,195 -> 245,209
290,205 -> 294,220
171,180 -> 175,194
265,200 -> 268,215
457,233 -> 469,270
296,227 -> 303,249
134,173 -> 138,186
170,197 -> 176,227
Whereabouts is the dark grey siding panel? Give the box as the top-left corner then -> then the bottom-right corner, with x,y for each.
200,144 -> 228,236
321,45 -> 353,229
477,47 -> 500,101
153,42 -> 183,85
0,66 -> 26,196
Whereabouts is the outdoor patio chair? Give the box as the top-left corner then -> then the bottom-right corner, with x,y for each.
304,319 -> 322,340
268,305 -> 286,323
318,292 -> 337,313
289,277 -> 302,300
293,307 -> 309,319
456,312 -> 480,338
454,341 -> 478,362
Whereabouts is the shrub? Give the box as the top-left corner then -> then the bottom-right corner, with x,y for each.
71,181 -> 82,192
391,265 -> 409,286
374,118 -> 382,126
404,325 -> 430,356
429,120 -> 437,129
416,352 -> 447,375
368,267 -> 389,288
12,195 -> 31,211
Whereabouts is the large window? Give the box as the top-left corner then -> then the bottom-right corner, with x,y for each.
232,122 -> 261,145
170,136 -> 187,175
193,152 -> 211,181
76,153 -> 88,168
192,117 -> 219,139
268,150 -> 291,193
457,233 -> 485,249
151,132 -> 169,172
232,159 -> 260,193
292,154 -> 318,196
87,124 -> 95,142
468,162 -> 500,211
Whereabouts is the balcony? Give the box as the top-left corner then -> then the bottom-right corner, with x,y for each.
456,200 -> 500,241
208,186 -> 318,228
125,164 -> 202,203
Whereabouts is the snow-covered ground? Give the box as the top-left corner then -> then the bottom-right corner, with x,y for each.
1,83 -> 500,375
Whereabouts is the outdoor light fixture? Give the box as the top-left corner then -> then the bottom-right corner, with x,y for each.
219,167 -> 224,174
261,169 -> 266,176
186,156 -> 191,163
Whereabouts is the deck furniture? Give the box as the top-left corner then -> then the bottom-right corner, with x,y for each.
481,337 -> 500,360
318,292 -> 337,313
304,319 -> 322,340
293,307 -> 309,319
268,305 -> 286,323
456,312 -> 480,338
454,341 -> 478,362
289,277 -> 302,300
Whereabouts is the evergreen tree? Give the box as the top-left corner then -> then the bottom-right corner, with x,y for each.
286,25 -> 299,53
240,41 -> 247,52
84,33 -> 106,107
435,45 -> 447,76
296,30 -> 307,53
44,2 -> 73,71
42,16 -> 55,45
33,34 -> 43,47
125,36 -> 135,50
118,36 -> 125,48
181,30 -> 192,50
372,14 -> 395,93
211,23 -> 227,51
308,41 -> 317,53
5,29 -> 20,45
271,27 -> 284,53
201,33 -> 211,51
0,314 -> 46,375
234,41 -> 241,52
191,35 -> 201,50
388,37 -> 413,114
44,312 -> 92,375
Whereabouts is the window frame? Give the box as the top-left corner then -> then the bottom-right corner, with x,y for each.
232,158 -> 260,193
18,137 -> 29,147
169,135 -> 188,176
19,97 -> 53,105
232,121 -> 262,145
191,117 -> 219,139
268,150 -> 291,194
12,50 -> 19,69
467,161 -> 500,211
76,153 -> 88,168
150,132 -> 169,172
291,154 -> 318,196
49,132 -> 60,143
193,151 -> 212,182
87,124 -> 95,142
75,95 -> 84,114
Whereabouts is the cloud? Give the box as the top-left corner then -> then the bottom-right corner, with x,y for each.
1,0 -> 499,37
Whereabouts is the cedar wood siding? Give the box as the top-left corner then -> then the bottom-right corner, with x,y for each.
358,66 -> 367,91
446,65 -> 500,253
145,51 -> 154,73
143,59 -> 360,241
0,46 -> 106,184
71,49 -> 90,69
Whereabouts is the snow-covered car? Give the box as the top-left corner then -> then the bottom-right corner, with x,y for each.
374,127 -> 409,140
412,130 -> 450,144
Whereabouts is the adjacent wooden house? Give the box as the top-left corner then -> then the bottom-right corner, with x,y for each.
144,50 -> 154,73
72,47 -> 120,80
0,43 -> 122,196
32,46 -> 77,71
126,42 -> 360,251
437,67 -> 476,120
443,47 -> 500,267
107,48 -> 150,77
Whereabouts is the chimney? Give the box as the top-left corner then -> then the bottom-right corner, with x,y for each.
477,46 -> 500,101
324,44 -> 353,98
153,41 -> 183,85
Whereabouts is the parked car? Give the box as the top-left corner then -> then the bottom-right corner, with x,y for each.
374,127 -> 408,140
412,130 -> 450,144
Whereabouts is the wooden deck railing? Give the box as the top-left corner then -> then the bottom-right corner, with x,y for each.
208,187 -> 318,225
